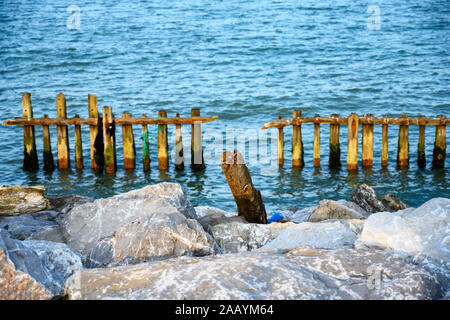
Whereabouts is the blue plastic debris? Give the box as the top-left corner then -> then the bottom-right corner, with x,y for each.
268,212 -> 284,224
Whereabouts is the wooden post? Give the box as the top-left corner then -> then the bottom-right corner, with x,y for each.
121,112 -> 136,170
362,113 -> 374,168
432,115 -> 447,169
347,113 -> 359,171
329,113 -> 341,168
157,110 -> 169,171
142,113 -> 150,172
381,115 -> 388,167
292,110 -> 304,168
88,94 -> 104,172
103,107 -> 117,174
74,114 -> 83,170
42,114 -> 55,171
397,114 -> 409,169
313,114 -> 320,167
278,116 -> 284,166
191,108 -> 205,170
417,115 -> 426,169
56,93 -> 70,169
221,150 -> 267,224
175,113 -> 184,170
22,93 -> 38,171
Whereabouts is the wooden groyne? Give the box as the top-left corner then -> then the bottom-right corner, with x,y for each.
3,93 -> 218,173
262,111 -> 448,170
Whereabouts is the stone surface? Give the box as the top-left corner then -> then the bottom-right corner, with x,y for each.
0,214 -> 65,242
49,195 -> 92,215
66,248 -> 445,300
209,221 -> 295,253
350,184 -> 386,213
195,206 -> 246,231
278,207 -> 314,223
377,193 -> 409,212
308,199 -> 365,222
0,185 -> 49,216
262,221 -> 357,251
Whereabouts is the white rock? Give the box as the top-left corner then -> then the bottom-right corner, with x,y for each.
194,206 -> 235,219
308,200 -> 365,222
280,207 -> 314,223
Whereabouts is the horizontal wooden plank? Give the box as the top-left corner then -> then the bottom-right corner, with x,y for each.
114,116 -> 219,125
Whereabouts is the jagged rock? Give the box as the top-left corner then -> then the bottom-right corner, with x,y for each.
262,221 -> 357,251
49,195 -> 92,215
0,229 -> 82,298
66,248 -> 445,300
209,221 -> 294,253
60,183 -> 209,262
337,219 -> 366,235
0,214 -> 65,242
308,199 -> 365,222
0,186 -> 49,216
89,212 -> 215,267
195,206 -> 246,230
336,200 -> 369,216
377,194 -> 409,212
350,184 -> 386,213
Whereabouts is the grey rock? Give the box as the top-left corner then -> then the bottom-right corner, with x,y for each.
196,206 -> 246,230
49,195 -> 92,215
377,193 -> 409,212
336,200 -> 369,216
350,184 -> 386,213
66,248 -> 445,300
0,185 -> 49,216
308,199 -> 365,222
0,214 -> 65,242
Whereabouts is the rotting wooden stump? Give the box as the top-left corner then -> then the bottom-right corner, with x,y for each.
22,93 -> 38,171
432,115 -> 447,169
221,150 -> 267,224
88,94 -> 104,173
42,114 -> 55,171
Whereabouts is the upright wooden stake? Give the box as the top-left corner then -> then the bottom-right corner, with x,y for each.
142,114 -> 150,172
42,114 -> 55,171
397,114 -> 409,169
191,108 -> 205,170
347,113 -> 359,171
292,110 -> 304,168
329,113 -> 341,168
278,116 -> 284,166
22,93 -> 38,171
313,114 -> 320,167
362,113 -> 374,168
157,110 -> 169,171
175,113 -> 184,170
381,115 -> 388,167
103,107 -> 116,174
432,115 -> 447,169
56,93 -> 70,169
418,115 -> 426,169
74,114 -> 83,170
121,112 -> 136,170
88,94 -> 104,172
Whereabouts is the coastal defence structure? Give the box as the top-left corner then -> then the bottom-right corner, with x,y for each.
3,93 -> 218,173
262,111 -> 448,170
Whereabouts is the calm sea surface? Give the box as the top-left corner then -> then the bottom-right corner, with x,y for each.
0,0 -> 449,212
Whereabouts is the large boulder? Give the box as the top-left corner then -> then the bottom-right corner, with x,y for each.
66,248 -> 444,300
262,221 -> 357,251
308,199 -> 365,222
377,194 -> 409,212
350,184 -> 386,213
49,195 -> 92,215
60,183 -> 214,264
0,186 -> 49,216
195,206 -> 246,230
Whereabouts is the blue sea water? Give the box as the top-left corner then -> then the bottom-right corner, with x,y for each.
0,0 -> 449,212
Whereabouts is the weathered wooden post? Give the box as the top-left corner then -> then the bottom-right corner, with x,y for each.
381,115 -> 389,167
329,113 -> 341,168
221,150 -> 267,224
56,93 -> 70,169
121,112 -> 136,170
74,114 -> 83,170
191,108 -> 205,170
432,115 -> 447,169
42,114 -> 55,171
175,113 -> 184,170
157,110 -> 169,170
142,113 -> 150,172
347,113 -> 359,171
103,106 -> 117,174
313,114 -> 320,167
22,93 -> 38,171
362,113 -> 374,168
88,94 -> 104,172
418,115 -> 426,168
292,110 -> 304,168
277,116 -> 284,166
397,114 -> 409,169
